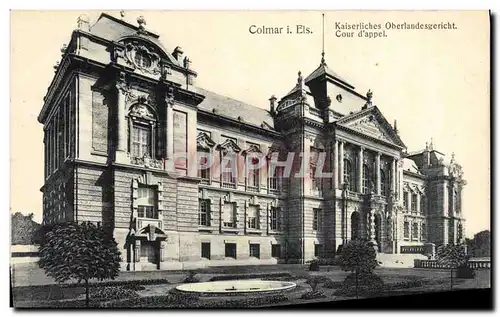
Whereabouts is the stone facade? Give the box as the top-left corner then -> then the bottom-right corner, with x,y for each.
38,13 -> 466,270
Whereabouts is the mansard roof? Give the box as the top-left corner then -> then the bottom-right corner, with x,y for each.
304,61 -> 355,90
196,87 -> 275,131
89,13 -> 181,67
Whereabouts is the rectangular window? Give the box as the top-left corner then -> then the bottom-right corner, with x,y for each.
311,167 -> 323,197
271,244 -> 281,258
421,223 -> 426,241
201,242 -> 211,259
137,186 -> 157,218
225,243 -> 237,259
223,203 -> 236,228
314,244 -> 323,257
246,205 -> 258,229
249,244 -> 260,258
221,154 -> 236,188
411,194 -> 417,212
269,165 -> 284,192
420,197 -> 426,215
199,199 -> 210,226
132,125 -> 151,158
198,150 -> 211,184
403,193 -> 409,212
64,95 -> 70,158
270,207 -> 281,231
247,168 -> 259,192
58,108 -> 64,166
412,223 -> 419,240
313,208 -> 323,231
404,222 -> 410,239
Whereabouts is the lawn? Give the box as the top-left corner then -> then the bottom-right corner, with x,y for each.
12,265 -> 490,308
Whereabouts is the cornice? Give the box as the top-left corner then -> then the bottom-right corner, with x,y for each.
197,109 -> 283,139
336,124 -> 404,151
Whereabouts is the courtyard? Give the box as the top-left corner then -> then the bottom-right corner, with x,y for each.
11,263 -> 491,308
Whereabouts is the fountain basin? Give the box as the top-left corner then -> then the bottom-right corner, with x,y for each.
175,279 -> 297,296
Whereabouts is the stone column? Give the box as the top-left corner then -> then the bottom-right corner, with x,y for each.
357,146 -> 364,193
339,141 -> 344,186
416,193 -> 421,214
398,160 -> 404,201
134,240 -> 141,263
333,140 -> 339,189
376,153 -> 381,195
391,158 -> 396,194
166,103 -> 174,160
407,190 -> 411,213
115,80 -> 129,162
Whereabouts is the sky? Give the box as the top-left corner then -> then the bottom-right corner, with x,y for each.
10,10 -> 490,237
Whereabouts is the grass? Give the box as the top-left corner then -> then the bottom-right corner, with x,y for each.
12,266 -> 490,308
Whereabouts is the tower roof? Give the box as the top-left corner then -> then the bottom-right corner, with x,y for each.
304,61 -> 355,90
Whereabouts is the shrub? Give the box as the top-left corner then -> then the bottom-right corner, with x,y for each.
219,294 -> 288,308
90,286 -> 139,301
99,295 -> 199,308
323,280 -> 343,289
309,260 -> 320,271
121,283 -> 146,291
334,272 -> 385,297
300,291 -> 326,300
209,272 -> 292,281
93,278 -> 169,287
182,271 -> 200,283
306,275 -> 332,291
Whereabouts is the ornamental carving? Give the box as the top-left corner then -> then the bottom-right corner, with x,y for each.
216,139 -> 241,155
345,116 -> 392,143
129,104 -> 155,120
448,154 -> 465,180
122,40 -> 162,75
197,132 -> 216,150
242,144 -> 263,156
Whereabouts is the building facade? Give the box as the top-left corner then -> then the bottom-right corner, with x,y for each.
38,13 -> 467,270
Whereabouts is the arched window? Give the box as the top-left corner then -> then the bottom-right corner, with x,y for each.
128,104 -> 157,160
344,159 -> 356,191
351,212 -> 360,240
380,169 -> 387,196
362,164 -> 371,194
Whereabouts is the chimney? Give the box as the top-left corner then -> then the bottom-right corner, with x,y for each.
423,140 -> 431,168
269,95 -> 277,116
172,46 -> 184,64
393,119 -> 399,135
77,14 -> 90,32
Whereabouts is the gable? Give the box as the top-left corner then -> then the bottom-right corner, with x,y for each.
336,107 -> 405,148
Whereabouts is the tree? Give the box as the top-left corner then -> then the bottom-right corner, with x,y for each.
472,230 -> 491,257
338,240 -> 379,299
436,244 -> 467,290
38,222 -> 121,306
11,212 -> 42,245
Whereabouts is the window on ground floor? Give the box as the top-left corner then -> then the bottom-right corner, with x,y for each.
404,222 -> 410,239
246,205 -> 259,229
412,223 -> 419,241
199,199 -> 210,227
225,243 -> 237,259
271,244 -> 281,258
249,243 -> 260,259
201,242 -> 211,259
